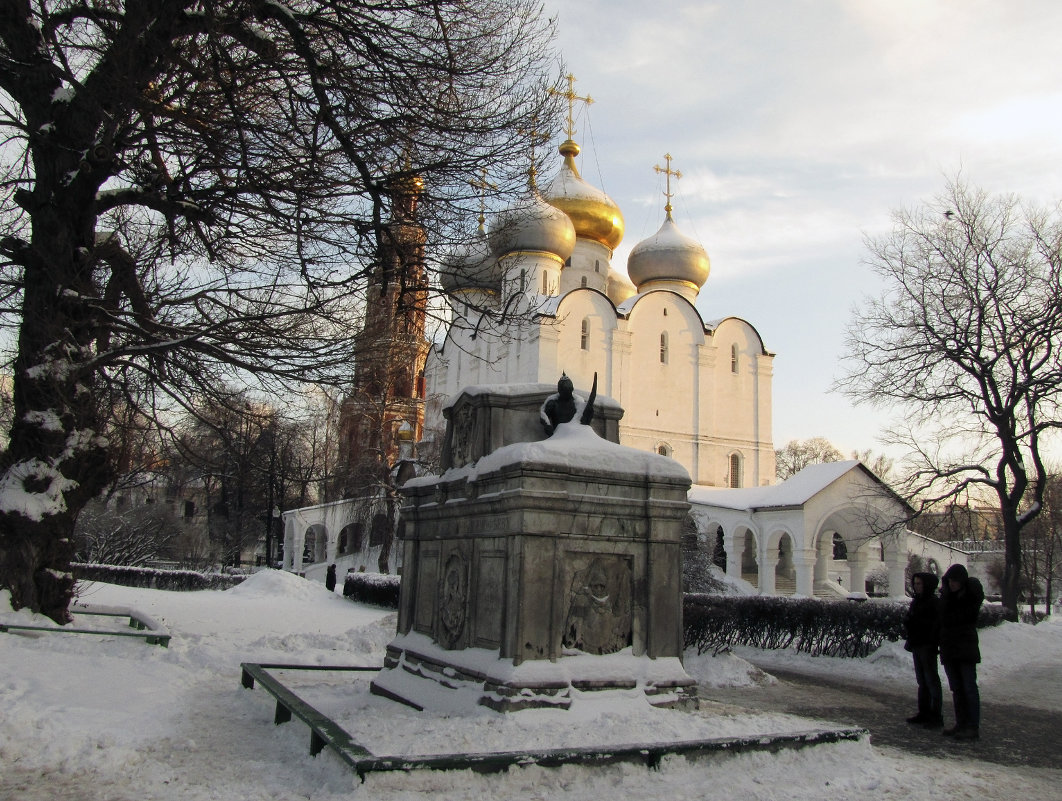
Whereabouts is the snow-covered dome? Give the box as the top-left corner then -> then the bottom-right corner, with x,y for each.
439,225 -> 500,295
488,191 -> 576,261
543,140 -> 624,253
626,214 -> 710,294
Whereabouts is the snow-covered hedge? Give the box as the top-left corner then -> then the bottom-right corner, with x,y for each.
342,571 -> 400,608
73,563 -> 247,591
683,594 -> 1008,658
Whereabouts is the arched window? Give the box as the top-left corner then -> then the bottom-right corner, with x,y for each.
730,344 -> 739,373
659,332 -> 668,364
580,318 -> 590,350
656,443 -> 671,457
728,452 -> 742,488
541,272 -> 548,294
594,259 -> 600,273
580,276 -> 587,288
832,533 -> 848,560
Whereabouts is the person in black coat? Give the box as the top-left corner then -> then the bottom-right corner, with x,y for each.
938,563 -> 984,741
325,563 -> 337,593
903,571 -> 943,727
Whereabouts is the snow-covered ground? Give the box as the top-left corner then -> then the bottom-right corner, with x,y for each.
1,570 -> 1060,800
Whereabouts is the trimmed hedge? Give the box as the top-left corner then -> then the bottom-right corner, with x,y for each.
73,563 -> 247,591
343,571 -> 401,609
683,594 -> 1008,658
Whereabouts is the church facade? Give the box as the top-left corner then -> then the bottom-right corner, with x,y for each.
425,135 -> 775,489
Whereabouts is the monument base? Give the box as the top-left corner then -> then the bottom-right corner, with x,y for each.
370,632 -> 699,713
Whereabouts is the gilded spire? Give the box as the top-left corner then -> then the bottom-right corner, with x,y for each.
653,153 -> 682,220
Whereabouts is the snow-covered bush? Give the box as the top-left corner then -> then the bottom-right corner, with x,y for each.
73,563 -> 246,591
342,570 -> 400,608
682,595 -> 1007,658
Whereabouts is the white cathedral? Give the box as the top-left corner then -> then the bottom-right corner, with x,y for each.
284,91 -> 910,599
424,134 -> 775,489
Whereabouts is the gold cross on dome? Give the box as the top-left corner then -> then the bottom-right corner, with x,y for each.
519,123 -> 552,189
469,168 -> 496,228
654,153 -> 682,218
548,73 -> 594,141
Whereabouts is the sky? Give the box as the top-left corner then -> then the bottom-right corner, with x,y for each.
543,0 -> 1062,458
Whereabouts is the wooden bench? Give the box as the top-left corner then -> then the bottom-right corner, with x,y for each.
0,603 -> 171,647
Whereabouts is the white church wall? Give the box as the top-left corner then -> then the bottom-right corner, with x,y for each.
559,239 -> 611,294
551,290 -> 617,393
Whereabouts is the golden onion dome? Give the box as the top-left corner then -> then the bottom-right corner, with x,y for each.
626,214 -> 710,291
488,191 -> 576,261
543,140 -> 624,252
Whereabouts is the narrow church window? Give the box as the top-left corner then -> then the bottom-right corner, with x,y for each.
520,268 -> 526,293
729,453 -> 742,488
659,332 -> 668,363
657,443 -> 671,457
595,260 -> 600,273
580,318 -> 590,350
663,308 -> 668,317
565,257 -> 572,267
581,276 -> 587,288
542,272 -> 548,294
730,344 -> 739,373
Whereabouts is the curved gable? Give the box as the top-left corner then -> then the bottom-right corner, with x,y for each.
704,315 -> 772,356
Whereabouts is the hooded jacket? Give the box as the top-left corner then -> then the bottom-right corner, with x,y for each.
904,571 -> 940,652
938,564 -> 985,664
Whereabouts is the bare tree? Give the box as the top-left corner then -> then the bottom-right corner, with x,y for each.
839,179 -> 1062,619
0,1 -> 560,621
1021,474 -> 1062,617
775,437 -> 844,481
74,499 -> 181,566
850,448 -> 895,484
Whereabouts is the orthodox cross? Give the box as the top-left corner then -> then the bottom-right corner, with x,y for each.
548,73 -> 593,141
469,168 -> 496,229
654,153 -> 682,219
518,122 -> 552,189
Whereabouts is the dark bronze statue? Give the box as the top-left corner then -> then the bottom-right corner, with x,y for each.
540,372 -> 597,435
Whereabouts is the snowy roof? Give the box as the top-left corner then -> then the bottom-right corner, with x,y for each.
688,460 -> 891,511
408,418 -> 690,487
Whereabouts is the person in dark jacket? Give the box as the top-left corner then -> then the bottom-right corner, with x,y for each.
938,563 -> 985,741
903,572 -> 943,727
325,563 -> 337,593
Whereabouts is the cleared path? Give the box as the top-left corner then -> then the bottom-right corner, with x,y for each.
701,663 -> 1061,769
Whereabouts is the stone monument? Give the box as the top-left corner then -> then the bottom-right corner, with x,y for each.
370,379 -> 697,711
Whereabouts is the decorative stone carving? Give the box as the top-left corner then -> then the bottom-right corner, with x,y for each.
438,552 -> 468,648
562,555 -> 632,655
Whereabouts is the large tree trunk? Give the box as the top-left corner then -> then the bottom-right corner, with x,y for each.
1000,511 -> 1023,622
0,160 -> 111,622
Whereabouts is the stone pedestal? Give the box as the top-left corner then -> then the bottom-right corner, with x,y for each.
370,389 -> 696,712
